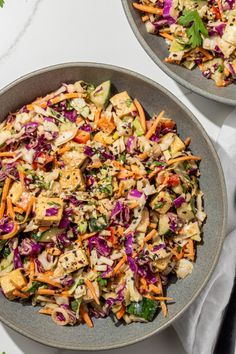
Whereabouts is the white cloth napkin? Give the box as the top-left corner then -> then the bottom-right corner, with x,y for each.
173,108 -> 236,354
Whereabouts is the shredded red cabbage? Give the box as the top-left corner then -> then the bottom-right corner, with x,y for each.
45,207 -> 59,216
19,238 -> 41,256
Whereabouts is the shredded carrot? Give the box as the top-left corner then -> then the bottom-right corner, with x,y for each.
0,222 -> 19,240
32,275 -> 62,289
165,57 -> 181,64
39,308 -> 53,315
80,304 -> 93,328
19,170 -> 25,190
134,98 -> 146,134
12,290 -> 29,299
172,247 -> 184,260
36,288 -> 71,296
167,155 -> 201,165
144,229 -> 158,243
149,222 -> 157,229
57,145 -> 70,155
196,47 -> 213,61
39,226 -> 50,233
46,247 -> 61,256
6,197 -> 15,220
142,14 -> 149,22
185,239 -> 195,261
138,152 -> 149,160
133,2 -> 163,15
80,232 -> 97,241
149,284 -> 162,295
145,111 -> 164,140
0,152 -> 16,157
184,137 -> 191,146
128,201 -> 139,209
84,278 -> 100,305
116,305 -> 126,320
18,196 -> 35,225
0,201 -> 6,219
160,32 -> 174,41
140,277 -> 148,291
117,169 -> 134,179
94,107 -> 102,128
148,168 -> 160,179
146,294 -> 173,301
13,206 -> 24,214
1,177 -> 11,201
113,255 -> 127,275
27,92 -> 83,110
160,301 -> 168,317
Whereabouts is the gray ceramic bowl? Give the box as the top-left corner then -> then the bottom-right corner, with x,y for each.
0,63 -> 227,350
122,0 -> 236,106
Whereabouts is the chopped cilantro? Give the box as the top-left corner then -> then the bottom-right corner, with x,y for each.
178,10 -> 208,48
154,202 -> 165,209
125,98 -> 133,107
98,277 -> 108,287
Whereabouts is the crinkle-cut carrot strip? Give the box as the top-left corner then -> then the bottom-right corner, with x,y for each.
145,111 -> 165,139
133,2 -> 163,15
167,155 -> 201,166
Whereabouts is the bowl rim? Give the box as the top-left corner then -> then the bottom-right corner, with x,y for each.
0,62 -> 227,351
121,0 -> 236,106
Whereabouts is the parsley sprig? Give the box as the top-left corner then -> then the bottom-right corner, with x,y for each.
178,10 -> 208,48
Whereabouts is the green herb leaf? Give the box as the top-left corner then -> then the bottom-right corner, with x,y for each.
178,10 -> 208,48
0,0 -> 4,8
127,297 -> 158,321
98,277 -> 108,287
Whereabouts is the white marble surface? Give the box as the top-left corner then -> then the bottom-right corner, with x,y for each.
0,1 -> 234,353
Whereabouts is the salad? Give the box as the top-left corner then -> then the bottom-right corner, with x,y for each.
0,80 -> 206,327
133,0 -> 236,86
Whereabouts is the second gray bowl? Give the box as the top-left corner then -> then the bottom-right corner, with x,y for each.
122,0 -> 236,106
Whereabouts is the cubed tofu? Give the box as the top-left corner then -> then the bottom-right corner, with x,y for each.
84,280 -> 100,303
9,182 -> 23,205
110,91 -> 136,118
97,114 -> 116,134
35,196 -> 63,226
0,269 -> 27,299
137,208 -> 149,233
61,142 -> 87,168
170,136 -> 185,155
60,168 -> 85,191
150,191 -> 172,214
93,131 -> 114,145
175,259 -> 193,279
58,248 -> 88,274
